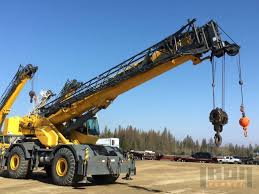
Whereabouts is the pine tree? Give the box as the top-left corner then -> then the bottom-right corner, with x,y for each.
99,125 -> 254,157
200,138 -> 207,152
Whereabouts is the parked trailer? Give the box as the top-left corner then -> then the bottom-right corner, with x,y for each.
170,152 -> 218,163
130,150 -> 156,160
96,138 -> 120,148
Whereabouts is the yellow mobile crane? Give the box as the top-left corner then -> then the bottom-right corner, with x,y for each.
0,19 -> 239,186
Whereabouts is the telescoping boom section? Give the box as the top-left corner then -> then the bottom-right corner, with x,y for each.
0,19 -> 239,186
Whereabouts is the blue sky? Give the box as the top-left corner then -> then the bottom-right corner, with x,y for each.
0,1 -> 258,145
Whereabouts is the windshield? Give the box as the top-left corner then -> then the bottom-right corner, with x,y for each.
85,118 -> 100,136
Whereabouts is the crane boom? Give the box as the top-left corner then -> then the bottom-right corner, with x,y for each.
0,19 -> 241,186
39,19 -> 239,125
0,64 -> 37,130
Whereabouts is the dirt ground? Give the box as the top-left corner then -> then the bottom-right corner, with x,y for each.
0,160 -> 258,194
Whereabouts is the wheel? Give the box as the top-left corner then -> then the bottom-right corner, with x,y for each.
51,148 -> 76,186
7,146 -> 30,179
91,174 -> 119,185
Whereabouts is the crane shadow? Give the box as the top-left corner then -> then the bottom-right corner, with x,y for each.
0,170 -> 163,193
116,182 -> 163,193
1,170 -> 107,188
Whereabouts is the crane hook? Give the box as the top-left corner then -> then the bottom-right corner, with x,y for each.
214,132 -> 222,147
209,108 -> 228,147
29,90 -> 37,104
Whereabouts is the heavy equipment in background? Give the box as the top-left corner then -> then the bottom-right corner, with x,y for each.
0,65 -> 37,149
0,64 -> 37,173
0,19 -> 240,186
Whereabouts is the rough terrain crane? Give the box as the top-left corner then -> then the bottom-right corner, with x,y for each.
0,19 -> 240,186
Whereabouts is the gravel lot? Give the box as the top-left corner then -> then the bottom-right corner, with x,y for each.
0,160 -> 258,194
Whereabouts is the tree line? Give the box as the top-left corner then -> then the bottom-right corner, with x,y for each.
101,125 -> 257,157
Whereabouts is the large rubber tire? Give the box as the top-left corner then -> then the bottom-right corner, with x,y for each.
91,174 -> 119,185
51,148 -> 76,186
7,146 -> 30,179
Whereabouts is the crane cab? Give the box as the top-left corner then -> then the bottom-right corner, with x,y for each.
80,117 -> 100,136
69,116 -> 100,145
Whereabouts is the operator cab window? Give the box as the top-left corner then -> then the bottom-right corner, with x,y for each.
76,117 -> 100,136
84,118 -> 100,136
